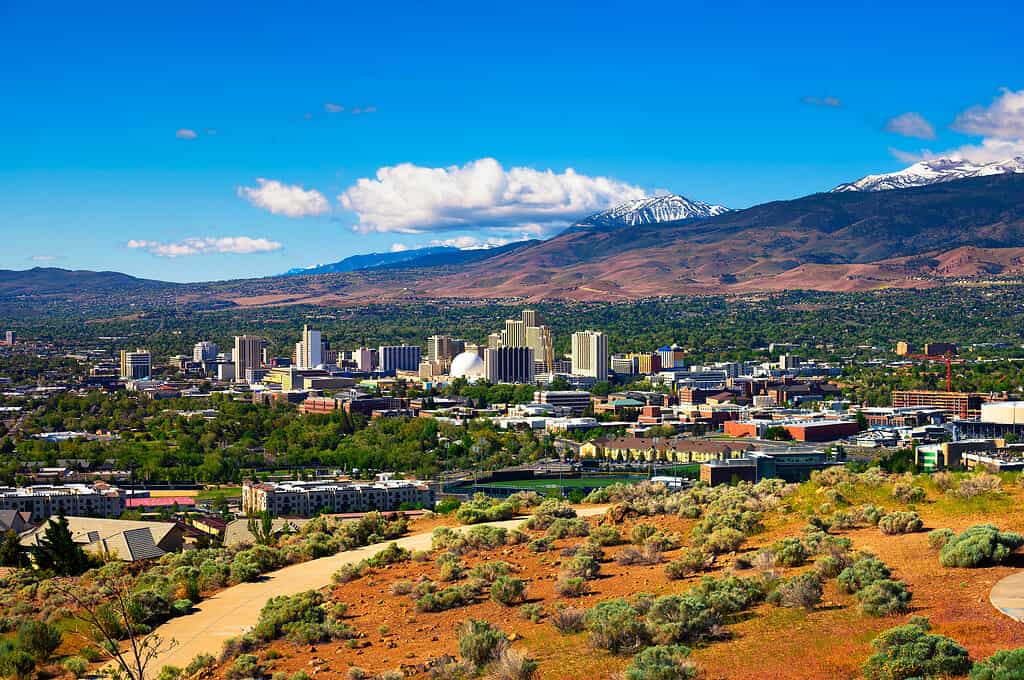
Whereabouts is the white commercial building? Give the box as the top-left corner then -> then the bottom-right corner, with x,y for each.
571,330 -> 609,379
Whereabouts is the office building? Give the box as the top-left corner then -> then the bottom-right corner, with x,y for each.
501,319 -> 527,348
378,344 -> 422,373
533,390 -> 592,416
611,355 -> 638,376
658,344 -> 686,369
233,335 -> 268,384
924,342 -> 958,357
778,354 -> 798,371
895,341 -> 913,356
525,325 -> 554,373
484,347 -> 535,384
628,352 -> 661,375
295,325 -> 323,368
3,331 -> 14,346
521,309 -> 537,328
571,330 -> 608,379
427,335 -> 464,368
119,349 -> 152,380
352,347 -> 375,371
193,341 -> 218,363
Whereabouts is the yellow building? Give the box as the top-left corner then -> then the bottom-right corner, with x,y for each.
578,437 -> 752,463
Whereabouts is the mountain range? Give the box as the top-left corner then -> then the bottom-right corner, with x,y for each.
5,158 -> 1024,309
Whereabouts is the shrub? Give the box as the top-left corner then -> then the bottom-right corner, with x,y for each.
928,528 -> 955,551
585,599 -> 650,654
689,575 -> 767,616
62,656 -> 89,679
251,590 -> 351,645
491,576 -> 527,606
455,494 -> 516,525
468,561 -> 511,582
892,483 -> 926,504
15,620 -> 62,662
615,544 -> 664,566
772,573 -> 823,611
465,525 -> 508,550
939,525 -> 1024,568
366,542 -> 410,567
624,645 -> 697,680
814,551 -> 852,578
953,473 -> 1003,499
519,603 -> 543,623
184,653 -> 216,676
837,556 -> 891,594
665,549 -> 710,580
546,518 -> 590,539
226,654 -> 260,680
332,561 -> 367,583
437,555 -> 465,582
527,537 -> 552,553
970,648 -> 1024,680
591,526 -> 623,546
390,579 -> 413,596
158,666 -> 181,680
0,648 -> 35,680
855,504 -> 885,526
631,523 -> 658,545
565,555 -> 601,579
857,579 -> 912,617
646,594 -> 718,644
862,618 -> 971,680
551,606 -> 586,634
487,647 -> 538,680
554,575 -> 588,598
347,668 -> 369,680
456,619 -> 508,670
416,585 -> 475,613
878,511 -> 923,535
769,538 -> 808,567
703,528 -> 745,555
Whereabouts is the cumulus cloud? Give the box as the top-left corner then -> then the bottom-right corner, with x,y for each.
802,96 -> 842,108
338,157 -> 648,234
237,178 -> 330,217
324,103 -> 344,113
175,128 -> 198,140
127,236 -> 283,258
891,88 -> 1024,164
885,112 -> 935,140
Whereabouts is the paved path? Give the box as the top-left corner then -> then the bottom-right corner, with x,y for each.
991,571 -> 1024,622
148,506 -> 609,676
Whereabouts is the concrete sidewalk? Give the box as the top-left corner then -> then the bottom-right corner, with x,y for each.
147,506 -> 609,677
991,571 -> 1024,622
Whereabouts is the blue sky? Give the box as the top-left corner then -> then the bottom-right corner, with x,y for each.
2,0 -> 1023,282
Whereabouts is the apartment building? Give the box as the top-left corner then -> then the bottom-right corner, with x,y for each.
242,479 -> 435,517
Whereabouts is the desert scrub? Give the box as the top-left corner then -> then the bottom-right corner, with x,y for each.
970,648 -> 1024,680
952,472 -> 1003,499
554,575 -> 588,598
564,555 -> 601,579
862,617 -> 970,680
856,579 -> 912,617
551,606 -> 586,634
519,603 -> 543,623
490,576 -> 527,606
250,590 -> 353,645
927,528 -> 955,550
590,525 -> 623,546
771,572 -> 823,611
892,482 -> 927,504
939,524 -> 1024,568
365,542 -> 410,567
546,517 -> 590,539
457,619 -> 509,670
665,549 -> 711,580
624,645 -> 697,680
878,511 -> 923,535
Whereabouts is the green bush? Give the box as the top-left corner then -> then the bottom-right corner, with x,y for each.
15,620 -> 62,662
856,579 -> 912,617
0,647 -> 35,680
646,594 -> 718,644
62,656 -> 89,679
468,561 -> 511,582
862,618 -> 970,680
546,518 -> 590,539
939,525 -> 1024,568
702,528 -> 745,555
837,556 -> 891,594
665,549 -> 709,580
970,648 -> 1024,680
565,555 -> 600,580
455,494 -> 516,525
184,653 -> 216,676
769,537 -> 808,567
554,575 -> 588,598
773,573 -> 823,611
624,645 -> 697,680
928,528 -> 955,551
366,542 -> 410,567
590,526 -> 623,546
250,590 -> 351,645
878,512 -> 923,535
631,523 -> 658,545
585,599 -> 650,654
519,603 -> 543,623
551,606 -> 586,634
457,619 -> 508,670
415,585 -> 475,612
226,654 -> 260,680
490,576 -> 527,606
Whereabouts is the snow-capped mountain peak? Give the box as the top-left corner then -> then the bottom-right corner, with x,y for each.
832,155 -> 1024,192
578,194 -> 730,228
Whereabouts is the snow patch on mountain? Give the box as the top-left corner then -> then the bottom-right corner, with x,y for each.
832,156 -> 1024,192
578,194 -> 730,228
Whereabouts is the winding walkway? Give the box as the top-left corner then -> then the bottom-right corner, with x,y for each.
991,571 -> 1024,622
147,506 -> 609,677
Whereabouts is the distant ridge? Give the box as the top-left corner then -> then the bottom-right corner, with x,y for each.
832,155 -> 1024,192
0,267 -> 169,295
281,246 -> 457,276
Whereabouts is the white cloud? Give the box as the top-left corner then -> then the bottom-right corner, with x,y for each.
429,236 -> 517,250
175,128 -> 198,140
891,88 -> 1024,164
29,255 -> 59,262
237,178 -> 330,218
338,157 -> 648,234
885,112 -> 935,140
127,236 -> 283,258
390,243 -> 411,252
802,96 -> 842,108
324,103 -> 344,113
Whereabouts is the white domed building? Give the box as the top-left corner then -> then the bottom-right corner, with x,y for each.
449,351 -> 486,381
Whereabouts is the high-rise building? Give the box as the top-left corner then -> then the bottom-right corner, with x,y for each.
378,345 -> 421,373
657,344 -> 686,369
353,347 -> 375,371
193,341 -> 219,363
295,325 -> 323,368
3,331 -> 14,346
778,354 -> 798,371
487,332 -> 502,350
427,335 -> 464,369
501,319 -> 526,348
234,335 -> 267,384
525,325 -> 554,373
484,347 -> 535,384
521,309 -> 537,328
571,330 -> 608,379
628,352 -> 661,375
119,349 -> 152,380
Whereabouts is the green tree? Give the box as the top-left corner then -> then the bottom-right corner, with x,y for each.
0,529 -> 23,567
30,515 -> 92,576
247,511 -> 275,546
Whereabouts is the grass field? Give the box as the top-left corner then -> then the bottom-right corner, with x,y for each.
195,486 -> 242,503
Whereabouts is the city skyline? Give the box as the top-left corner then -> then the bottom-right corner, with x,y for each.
3,1 -> 1023,281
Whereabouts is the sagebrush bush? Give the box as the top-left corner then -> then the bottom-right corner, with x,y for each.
554,575 -> 588,598
939,524 -> 1024,568
892,483 -> 927,504
837,556 -> 891,594
624,644 -> 697,680
590,525 -> 623,546
456,619 -> 508,670
546,518 -> 590,539
565,555 -> 601,579
585,598 -> 650,654
490,576 -> 527,606
772,573 -> 823,611
878,511 -> 924,535
768,538 -> 808,568
953,473 -> 1003,499
856,579 -> 912,617
970,648 -> 1024,680
487,647 -> 538,680
927,528 -> 955,551
862,618 -> 970,680
551,606 -> 586,634
665,549 -> 710,580
702,528 -> 745,555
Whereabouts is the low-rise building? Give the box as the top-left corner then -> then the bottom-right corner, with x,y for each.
242,478 -> 434,517
579,437 -> 752,463
0,483 -> 126,521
